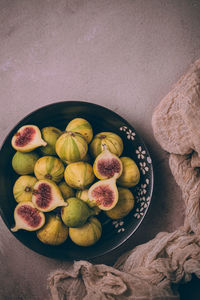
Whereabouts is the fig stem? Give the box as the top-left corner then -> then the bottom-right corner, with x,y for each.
41,140 -> 47,146
11,226 -> 18,232
25,186 -> 31,192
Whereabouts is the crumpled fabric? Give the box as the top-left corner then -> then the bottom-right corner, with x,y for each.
48,59 -> 200,300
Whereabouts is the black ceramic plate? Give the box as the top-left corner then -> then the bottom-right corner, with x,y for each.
0,101 -> 153,260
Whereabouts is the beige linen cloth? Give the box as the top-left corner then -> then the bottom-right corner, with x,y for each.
48,59 -> 200,300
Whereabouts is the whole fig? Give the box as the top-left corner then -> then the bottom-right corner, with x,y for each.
12,151 -> 39,175
37,214 -> 68,245
41,126 -> 62,155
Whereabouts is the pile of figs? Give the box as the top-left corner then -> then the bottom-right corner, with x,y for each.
10,118 -> 140,247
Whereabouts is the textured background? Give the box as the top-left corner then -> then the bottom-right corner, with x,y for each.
0,0 -> 200,299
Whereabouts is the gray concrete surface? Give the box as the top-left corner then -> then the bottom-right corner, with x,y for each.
0,0 -> 200,299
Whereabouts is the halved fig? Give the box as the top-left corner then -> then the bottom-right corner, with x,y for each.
13,175 -> 37,203
11,202 -> 45,232
32,179 -> 67,212
88,177 -> 118,211
11,125 -> 47,152
93,145 -> 123,180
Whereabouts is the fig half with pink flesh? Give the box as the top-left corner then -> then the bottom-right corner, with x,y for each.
88,177 -> 118,211
93,145 -> 123,180
11,202 -> 45,232
11,125 -> 47,152
32,179 -> 67,212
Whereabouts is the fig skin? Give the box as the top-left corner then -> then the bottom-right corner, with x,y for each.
11,125 -> 47,152
58,181 -> 75,200
32,179 -> 68,212
64,162 -> 95,190
76,189 -> 101,215
88,177 -> 118,211
36,214 -> 68,246
41,126 -> 62,155
12,151 -> 39,175
11,201 -> 45,232
61,197 -> 94,228
55,131 -> 88,163
13,175 -> 37,203
93,146 -> 123,180
66,118 -> 93,144
117,157 -> 140,187
69,217 -> 102,247
90,132 -> 123,158
34,156 -> 65,183
106,187 -> 135,219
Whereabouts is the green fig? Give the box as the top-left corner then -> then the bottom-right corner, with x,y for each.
61,197 -> 94,227
12,151 -> 39,175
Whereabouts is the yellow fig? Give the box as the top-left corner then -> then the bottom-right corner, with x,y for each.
69,217 -> 102,247
37,214 -> 68,246
117,157 -> 140,187
66,118 -> 93,143
106,187 -> 135,219
64,162 -> 94,190
13,175 -> 37,203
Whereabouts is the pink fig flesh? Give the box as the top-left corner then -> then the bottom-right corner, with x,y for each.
17,204 -> 42,228
91,185 -> 114,208
33,183 -> 52,209
97,158 -> 121,178
15,127 -> 36,147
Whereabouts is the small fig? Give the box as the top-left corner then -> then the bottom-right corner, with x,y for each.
76,189 -> 101,215
11,202 -> 45,232
61,197 -> 94,227
88,177 -> 118,211
64,162 -> 95,190
40,126 -> 62,155
32,179 -> 67,212
13,175 -> 37,203
58,181 -> 75,200
90,132 -> 123,158
69,217 -> 102,247
106,187 -> 135,219
117,157 -> 140,187
36,214 -> 68,246
66,118 -> 93,144
93,145 -> 123,180
11,125 -> 47,152
55,131 -> 88,163
34,156 -> 64,183
12,151 -> 39,175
